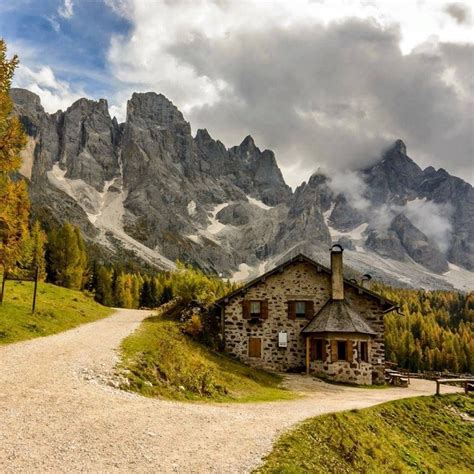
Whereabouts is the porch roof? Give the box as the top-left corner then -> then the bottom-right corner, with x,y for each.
302,299 -> 377,336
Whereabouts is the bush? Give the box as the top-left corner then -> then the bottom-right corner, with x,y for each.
182,313 -> 203,338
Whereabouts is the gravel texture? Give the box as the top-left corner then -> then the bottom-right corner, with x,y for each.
0,308 -> 461,473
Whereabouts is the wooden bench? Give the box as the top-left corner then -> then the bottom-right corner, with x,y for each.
435,378 -> 474,395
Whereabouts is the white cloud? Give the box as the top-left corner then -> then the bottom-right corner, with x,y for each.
328,170 -> 371,211
45,15 -> 60,32
403,198 -> 453,253
14,63 -> 84,113
58,0 -> 74,19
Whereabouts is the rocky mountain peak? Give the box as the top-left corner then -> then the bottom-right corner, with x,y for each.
67,97 -> 110,117
391,138 -> 407,155
239,135 -> 257,152
126,92 -> 188,132
195,128 -> 212,142
11,88 -> 42,107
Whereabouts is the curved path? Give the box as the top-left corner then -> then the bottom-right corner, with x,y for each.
0,309 -> 461,473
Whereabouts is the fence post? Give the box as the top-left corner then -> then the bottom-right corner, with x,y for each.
32,266 -> 39,314
0,267 -> 6,304
436,380 -> 440,396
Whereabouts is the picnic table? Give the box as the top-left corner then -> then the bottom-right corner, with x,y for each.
385,370 -> 409,387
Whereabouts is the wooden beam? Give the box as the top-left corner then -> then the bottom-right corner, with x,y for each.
306,337 -> 310,376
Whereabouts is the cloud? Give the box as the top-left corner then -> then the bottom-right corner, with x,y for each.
58,0 -> 74,19
328,170 -> 371,211
166,20 -> 473,186
444,3 -> 472,25
45,15 -> 60,32
402,199 -> 453,253
14,63 -> 84,113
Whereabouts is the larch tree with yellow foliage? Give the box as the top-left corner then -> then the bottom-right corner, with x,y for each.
0,39 -> 29,272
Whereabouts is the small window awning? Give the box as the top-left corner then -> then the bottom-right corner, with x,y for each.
302,300 -> 377,336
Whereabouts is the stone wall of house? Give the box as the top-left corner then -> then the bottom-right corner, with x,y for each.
223,260 -> 388,381
344,287 -> 386,383
224,261 -> 330,371
310,339 -> 373,385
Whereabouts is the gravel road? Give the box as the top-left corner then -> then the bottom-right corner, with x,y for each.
0,308 -> 461,473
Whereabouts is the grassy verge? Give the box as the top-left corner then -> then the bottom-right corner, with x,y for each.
118,312 -> 296,402
0,279 -> 113,344
257,394 -> 474,473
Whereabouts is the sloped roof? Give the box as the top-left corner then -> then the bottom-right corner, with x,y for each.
302,299 -> 377,335
215,253 -> 396,310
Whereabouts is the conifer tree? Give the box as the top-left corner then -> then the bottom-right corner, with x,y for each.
46,223 -> 88,289
16,220 -> 47,279
95,266 -> 113,306
29,220 -> 47,279
0,39 -> 29,271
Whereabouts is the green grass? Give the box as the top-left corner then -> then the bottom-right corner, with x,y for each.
257,394 -> 474,473
0,279 -> 113,344
118,313 -> 296,402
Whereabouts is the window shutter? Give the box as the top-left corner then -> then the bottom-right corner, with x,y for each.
242,300 -> 250,319
347,341 -> 353,362
261,300 -> 269,319
331,340 -> 338,362
306,300 -> 314,319
288,301 -> 296,320
322,340 -> 327,362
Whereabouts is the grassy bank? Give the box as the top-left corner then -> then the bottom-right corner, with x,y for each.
0,279 -> 113,344
118,312 -> 295,402
257,394 -> 474,473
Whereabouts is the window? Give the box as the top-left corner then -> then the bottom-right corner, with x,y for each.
250,301 -> 261,317
249,337 -> 262,358
311,339 -> 325,361
360,341 -> 369,362
337,341 -> 347,361
243,300 -> 268,319
288,300 -> 314,319
295,301 -> 306,317
315,340 -> 324,360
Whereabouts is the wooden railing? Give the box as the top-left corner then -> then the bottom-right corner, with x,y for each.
435,378 -> 474,396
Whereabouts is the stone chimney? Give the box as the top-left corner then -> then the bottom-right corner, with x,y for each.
330,244 -> 344,300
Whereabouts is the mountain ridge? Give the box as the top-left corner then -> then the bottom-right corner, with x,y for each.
11,87 -> 474,290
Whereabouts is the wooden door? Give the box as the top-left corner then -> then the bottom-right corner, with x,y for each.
249,337 -> 262,358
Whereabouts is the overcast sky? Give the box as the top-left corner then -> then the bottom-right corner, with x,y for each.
2,0 -> 473,187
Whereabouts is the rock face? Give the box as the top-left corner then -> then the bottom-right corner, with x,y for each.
59,98 -> 120,190
390,214 -> 449,273
12,88 -> 474,289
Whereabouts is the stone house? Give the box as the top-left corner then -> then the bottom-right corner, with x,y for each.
215,247 -> 396,384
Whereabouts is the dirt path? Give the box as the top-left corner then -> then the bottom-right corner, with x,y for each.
0,308 -> 461,473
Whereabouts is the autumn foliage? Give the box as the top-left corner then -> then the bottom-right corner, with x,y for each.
0,39 -> 29,271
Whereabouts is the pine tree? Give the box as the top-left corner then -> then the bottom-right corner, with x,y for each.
95,266 -> 113,306
15,220 -> 47,279
29,220 -> 47,279
0,40 -> 29,271
46,223 -> 87,290
140,279 -> 153,308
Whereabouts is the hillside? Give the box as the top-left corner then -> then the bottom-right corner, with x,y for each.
0,279 -> 112,344
117,307 -> 295,402
257,394 -> 474,473
11,88 -> 474,290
